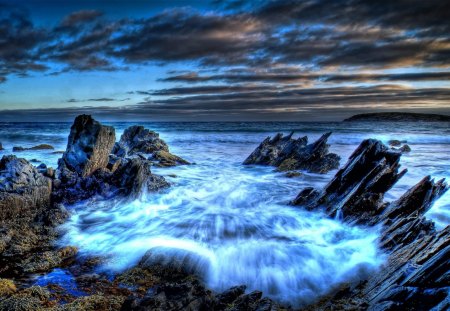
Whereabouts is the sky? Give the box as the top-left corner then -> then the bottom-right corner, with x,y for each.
0,0 -> 449,121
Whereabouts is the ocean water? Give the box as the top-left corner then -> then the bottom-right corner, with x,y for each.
1,121 -> 449,306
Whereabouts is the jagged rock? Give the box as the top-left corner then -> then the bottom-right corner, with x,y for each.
12,144 -> 54,152
111,158 -> 169,196
293,138 -> 449,310
244,132 -> 340,174
60,114 -> 115,178
114,125 -> 189,166
121,277 -> 281,311
114,125 -> 168,157
293,139 -> 407,222
54,116 -> 169,204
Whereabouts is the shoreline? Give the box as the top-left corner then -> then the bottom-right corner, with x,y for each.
0,115 -> 448,310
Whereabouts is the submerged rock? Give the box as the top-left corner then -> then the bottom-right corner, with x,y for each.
113,125 -> 189,167
12,144 -> 54,152
244,132 -> 340,174
293,138 -> 449,310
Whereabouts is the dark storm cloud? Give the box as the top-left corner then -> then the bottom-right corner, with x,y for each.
160,70 -> 450,84
59,10 -> 103,28
2,1 -> 449,77
240,0 -> 450,36
1,0 -> 449,121
67,97 -> 129,103
0,8 -> 49,78
110,9 -> 262,65
150,85 -> 275,96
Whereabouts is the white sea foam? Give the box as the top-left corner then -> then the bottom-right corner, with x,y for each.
59,159 -> 385,306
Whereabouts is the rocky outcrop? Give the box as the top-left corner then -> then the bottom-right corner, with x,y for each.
113,125 -> 189,167
0,155 -> 52,222
12,144 -> 54,152
114,125 -> 168,157
120,263 -> 281,311
53,116 -> 169,204
0,155 -> 70,276
61,115 -> 115,178
294,138 -> 449,310
244,132 -> 340,174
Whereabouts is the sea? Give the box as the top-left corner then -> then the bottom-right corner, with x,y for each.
1,121 -> 449,306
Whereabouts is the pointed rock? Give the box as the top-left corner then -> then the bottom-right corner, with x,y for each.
244,132 -> 340,174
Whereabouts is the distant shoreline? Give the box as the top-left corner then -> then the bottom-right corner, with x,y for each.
344,112 -> 450,122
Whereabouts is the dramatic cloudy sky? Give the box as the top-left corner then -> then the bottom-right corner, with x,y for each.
0,0 -> 449,121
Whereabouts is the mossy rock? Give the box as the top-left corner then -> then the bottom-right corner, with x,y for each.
277,158 -> 299,171
0,286 -> 50,311
153,150 -> 190,167
0,279 -> 16,297
53,294 -> 125,311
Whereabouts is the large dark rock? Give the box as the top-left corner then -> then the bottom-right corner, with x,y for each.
61,114 -> 115,178
0,155 -> 70,276
113,125 -> 189,167
294,138 -> 449,310
293,139 -> 407,222
244,132 -> 340,174
0,155 -> 52,222
54,116 -> 169,204
114,125 -> 168,157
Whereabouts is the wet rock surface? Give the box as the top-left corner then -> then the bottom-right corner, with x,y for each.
244,132 -> 340,174
0,155 -> 70,277
113,125 -> 189,167
1,116 -> 449,310
53,116 -> 169,204
294,138 -> 449,310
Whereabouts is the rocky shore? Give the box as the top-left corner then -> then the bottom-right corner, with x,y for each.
1,119 -> 449,310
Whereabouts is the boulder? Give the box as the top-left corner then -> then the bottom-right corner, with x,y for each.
114,125 -> 189,166
244,132 -> 340,174
60,114 -> 115,178
0,155 -> 52,222
114,125 -> 168,157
